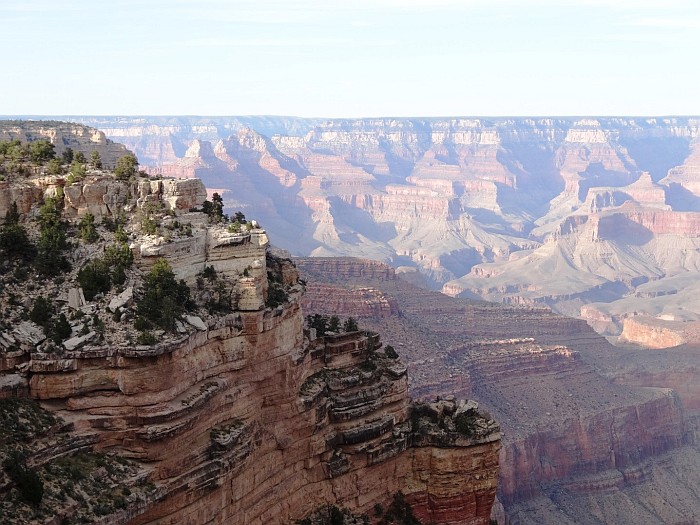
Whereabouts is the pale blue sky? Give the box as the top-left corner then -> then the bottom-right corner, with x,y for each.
2,0 -> 699,117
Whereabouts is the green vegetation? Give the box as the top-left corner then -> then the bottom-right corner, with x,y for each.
454,412 -> 477,438
46,158 -> 63,175
306,315 -> 360,336
35,196 -> 70,276
384,345 -> 399,359
0,201 -> 35,261
28,139 -> 56,163
266,282 -> 289,308
78,212 -> 99,243
4,451 -> 44,506
137,258 -> 192,331
77,259 -> 112,301
77,242 -> 133,300
66,160 -> 86,184
89,150 -> 102,169
61,147 -> 74,163
375,492 -> 421,525
202,192 -> 225,223
0,398 -> 57,444
343,317 -> 358,332
29,296 -> 53,328
114,153 -> 138,180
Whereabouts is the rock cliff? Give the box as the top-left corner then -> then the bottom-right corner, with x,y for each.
45,115 -> 700,341
0,124 -> 500,525
295,257 -> 700,525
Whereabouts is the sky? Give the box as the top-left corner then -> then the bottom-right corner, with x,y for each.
2,0 -> 699,117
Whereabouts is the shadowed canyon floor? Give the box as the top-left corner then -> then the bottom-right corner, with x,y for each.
297,257 -> 700,525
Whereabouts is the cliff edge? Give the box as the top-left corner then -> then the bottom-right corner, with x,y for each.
0,123 -> 500,525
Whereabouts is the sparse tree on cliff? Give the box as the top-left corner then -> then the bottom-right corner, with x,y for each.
114,153 -> 139,181
0,202 -> 34,260
137,258 -> 192,331
328,315 -> 341,333
343,317 -> 359,332
29,139 -> 55,163
62,147 -> 74,163
89,150 -> 102,169
35,196 -> 70,275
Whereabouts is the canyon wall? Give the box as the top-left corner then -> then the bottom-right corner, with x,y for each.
0,130 -> 500,525
42,115 -> 700,341
296,257 -> 700,525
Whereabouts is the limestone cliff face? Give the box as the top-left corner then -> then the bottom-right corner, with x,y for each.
295,257 -> 700,525
0,121 -> 130,168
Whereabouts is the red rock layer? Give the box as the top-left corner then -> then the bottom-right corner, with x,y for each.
23,294 -> 499,525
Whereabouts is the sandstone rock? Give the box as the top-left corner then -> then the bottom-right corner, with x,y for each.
13,321 -> 45,347
184,315 -> 207,331
68,287 -> 87,309
108,287 -> 133,312
63,331 -> 97,351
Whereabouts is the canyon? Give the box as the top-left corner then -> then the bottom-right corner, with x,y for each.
48,115 -> 700,344
0,123 -> 499,525
297,257 -> 700,525
3,117 -> 699,524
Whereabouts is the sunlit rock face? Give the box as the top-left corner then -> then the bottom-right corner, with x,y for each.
62,115 -> 700,339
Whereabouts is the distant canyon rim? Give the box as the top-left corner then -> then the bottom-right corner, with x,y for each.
46,114 -> 700,347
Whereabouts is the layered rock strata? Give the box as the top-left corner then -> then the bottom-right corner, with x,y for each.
18,300 -> 499,525
0,131 -> 500,524
295,257 -> 700,525
52,115 -> 700,339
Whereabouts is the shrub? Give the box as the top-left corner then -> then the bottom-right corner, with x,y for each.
78,212 -> 99,243
142,216 -> 158,235
266,283 -> 288,308
66,160 -> 86,184
30,296 -> 53,328
200,265 -> 217,281
78,259 -> 111,301
385,345 -> 399,359
137,259 -> 191,331
4,451 -> 44,506
136,330 -> 156,345
0,222 -> 34,261
46,158 -> 63,175
35,196 -> 70,275
51,313 -> 72,343
61,147 -> 74,163
114,153 -> 138,180
89,150 -> 102,169
343,317 -> 359,332
454,412 -> 477,438
29,139 -> 55,163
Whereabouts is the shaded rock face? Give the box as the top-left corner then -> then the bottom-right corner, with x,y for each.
296,257 -> 700,525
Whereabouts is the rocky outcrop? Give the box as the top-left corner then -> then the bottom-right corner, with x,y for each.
296,256 -> 700,525
618,315 -> 686,348
0,120 -> 130,168
0,151 -> 500,525
303,283 -> 399,318
17,301 -> 499,525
